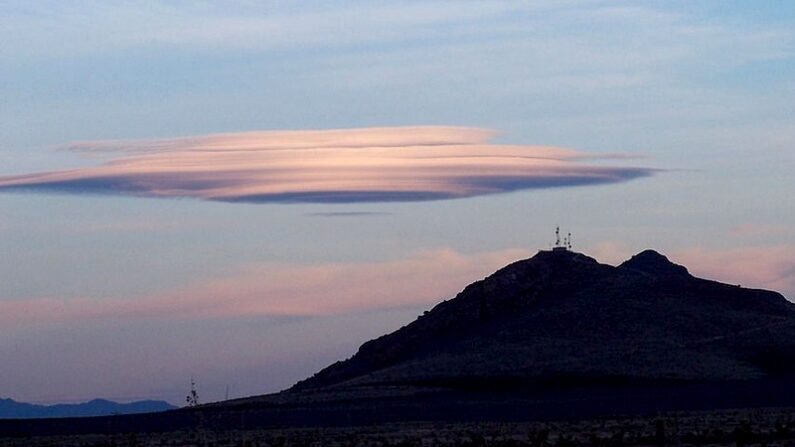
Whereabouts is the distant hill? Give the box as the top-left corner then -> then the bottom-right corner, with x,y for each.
294,249 -> 795,390
0,398 -> 176,419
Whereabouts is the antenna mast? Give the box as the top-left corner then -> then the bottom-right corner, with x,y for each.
552,227 -> 574,251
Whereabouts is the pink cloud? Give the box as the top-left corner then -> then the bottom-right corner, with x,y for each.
0,248 -> 528,329
3,244 -> 792,330
0,126 -> 655,203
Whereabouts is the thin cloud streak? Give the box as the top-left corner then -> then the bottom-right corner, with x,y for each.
0,126 -> 656,204
306,211 -> 393,218
3,245 -> 793,330
0,248 -> 528,329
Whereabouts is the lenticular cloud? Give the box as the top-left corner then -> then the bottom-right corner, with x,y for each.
0,126 -> 655,203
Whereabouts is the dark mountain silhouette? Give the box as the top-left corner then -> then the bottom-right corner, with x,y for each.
293,248 -> 795,391
3,248 -> 795,437
0,398 -> 175,419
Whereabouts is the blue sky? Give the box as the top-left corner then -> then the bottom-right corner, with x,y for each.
0,1 -> 793,404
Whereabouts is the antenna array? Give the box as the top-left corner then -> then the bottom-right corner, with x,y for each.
552,227 -> 573,250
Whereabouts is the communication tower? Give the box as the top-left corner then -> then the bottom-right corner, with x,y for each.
552,227 -> 573,251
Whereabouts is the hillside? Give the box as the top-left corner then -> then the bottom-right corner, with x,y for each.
293,249 -> 795,391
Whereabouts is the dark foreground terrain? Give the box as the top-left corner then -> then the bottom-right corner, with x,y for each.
2,406 -> 795,446
2,379 -> 795,443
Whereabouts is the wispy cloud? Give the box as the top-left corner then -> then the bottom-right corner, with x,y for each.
0,2 -> 571,62
306,211 -> 393,218
4,244 -> 792,330
0,248 -> 528,328
0,126 -> 655,204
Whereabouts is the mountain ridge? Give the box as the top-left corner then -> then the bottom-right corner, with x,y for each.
292,248 -> 794,391
0,397 -> 176,419
3,247 -> 795,436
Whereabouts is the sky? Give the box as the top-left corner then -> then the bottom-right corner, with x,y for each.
0,1 -> 794,405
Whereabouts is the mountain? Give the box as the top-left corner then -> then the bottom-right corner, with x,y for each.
3,248 -> 795,436
293,248 -> 795,391
0,398 -> 176,419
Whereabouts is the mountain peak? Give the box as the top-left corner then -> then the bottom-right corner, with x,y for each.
530,248 -> 599,265
619,249 -> 689,276
292,245 -> 795,392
